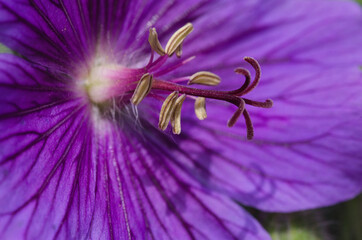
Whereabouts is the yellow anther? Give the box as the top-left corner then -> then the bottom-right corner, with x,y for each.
194,97 -> 207,120
175,42 -> 183,58
148,28 -> 165,56
158,91 -> 179,131
188,71 -> 221,86
131,73 -> 153,105
171,94 -> 186,134
165,23 -> 193,56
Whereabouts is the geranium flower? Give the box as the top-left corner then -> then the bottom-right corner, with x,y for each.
0,0 -> 361,239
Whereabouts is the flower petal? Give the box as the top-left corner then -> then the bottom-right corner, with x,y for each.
0,55 -> 87,237
180,65 -> 362,212
0,0 -> 217,70
0,1 -> 84,70
153,0 -> 362,212
83,120 -> 270,240
166,0 -> 362,80
0,55 -> 268,239
1,0 -> 361,238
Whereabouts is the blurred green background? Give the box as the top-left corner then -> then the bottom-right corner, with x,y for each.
0,1 -> 361,239
249,194 -> 362,240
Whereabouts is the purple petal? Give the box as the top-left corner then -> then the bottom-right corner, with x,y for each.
0,55 -> 269,239
167,0 -> 362,79
0,0 -> 217,71
177,65 -> 362,212
1,0 -> 362,238
164,0 -> 362,211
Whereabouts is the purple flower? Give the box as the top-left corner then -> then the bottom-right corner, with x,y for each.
0,0 -> 361,239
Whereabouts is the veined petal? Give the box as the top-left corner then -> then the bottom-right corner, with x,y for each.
0,0 -> 89,70
0,55 -> 87,238
0,0 -> 217,71
149,0 -> 362,212
176,63 -> 362,212
166,0 -> 362,81
86,120 -> 269,240
0,55 -> 268,239
1,0 -> 362,239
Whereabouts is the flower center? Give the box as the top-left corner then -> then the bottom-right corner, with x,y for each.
84,63 -> 144,103
85,23 -> 273,139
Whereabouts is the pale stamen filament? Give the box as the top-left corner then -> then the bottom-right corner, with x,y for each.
194,97 -> 207,120
158,91 -> 179,130
131,73 -> 153,105
188,71 -> 221,86
148,28 -> 165,56
171,94 -> 186,134
175,42 -> 183,58
165,23 -> 193,56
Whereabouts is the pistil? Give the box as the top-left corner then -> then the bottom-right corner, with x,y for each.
149,57 -> 272,139
131,23 -> 273,139
87,22 -> 272,139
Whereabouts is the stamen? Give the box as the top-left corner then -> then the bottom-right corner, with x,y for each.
148,28 -> 165,56
194,97 -> 207,120
158,91 -> 179,131
165,23 -> 193,56
131,73 -> 153,105
138,24 -> 272,139
150,57 -> 272,139
171,94 -> 186,134
188,71 -> 221,86
176,42 -> 183,58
